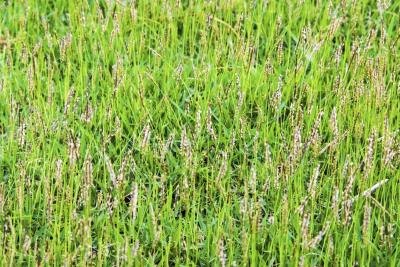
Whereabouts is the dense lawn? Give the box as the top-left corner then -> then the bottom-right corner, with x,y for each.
0,0 -> 399,266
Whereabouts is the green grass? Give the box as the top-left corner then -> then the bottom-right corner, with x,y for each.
0,0 -> 399,266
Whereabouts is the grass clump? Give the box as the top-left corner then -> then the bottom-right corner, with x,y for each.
0,0 -> 399,266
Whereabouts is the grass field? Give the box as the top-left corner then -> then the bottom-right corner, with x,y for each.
0,0 -> 399,266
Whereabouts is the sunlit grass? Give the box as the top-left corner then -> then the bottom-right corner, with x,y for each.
0,0 -> 399,265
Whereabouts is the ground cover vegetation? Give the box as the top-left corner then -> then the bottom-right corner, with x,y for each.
0,0 -> 399,265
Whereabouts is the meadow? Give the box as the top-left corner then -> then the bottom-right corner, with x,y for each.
0,0 -> 399,266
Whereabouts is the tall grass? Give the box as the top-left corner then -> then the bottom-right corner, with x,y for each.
0,0 -> 399,265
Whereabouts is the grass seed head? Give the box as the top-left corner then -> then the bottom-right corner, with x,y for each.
111,14 -> 121,42
331,186 -> 340,221
290,125 -> 302,168
161,132 -> 175,161
195,110 -> 202,138
27,64 -> 35,94
81,100 -> 94,123
206,107 -> 217,140
131,240 -> 140,257
60,33 -> 72,62
301,212 -> 310,249
309,111 -> 324,153
297,197 -> 308,217
131,4 -> 138,22
217,238 -> 227,267
329,107 -> 339,138
217,151 -> 228,184
130,182 -> 138,222
83,152 -> 93,187
364,129 -> 376,177
140,123 -> 151,150
362,201 -> 372,243
112,57 -> 124,93
277,39 -> 283,65
377,0 -> 391,15
308,221 -> 330,249
271,76 -> 283,113
17,122 -> 27,147
180,127 -> 192,164
264,142 -> 272,166
342,167 -> 356,225
327,16 -> 342,39
383,119 -> 396,167
249,165 -> 257,194
67,137 -> 80,167
23,235 -> 31,254
308,164 -> 320,200
64,86 -> 75,115
55,159 -> 63,185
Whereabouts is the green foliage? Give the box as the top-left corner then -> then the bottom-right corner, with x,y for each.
0,0 -> 399,265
